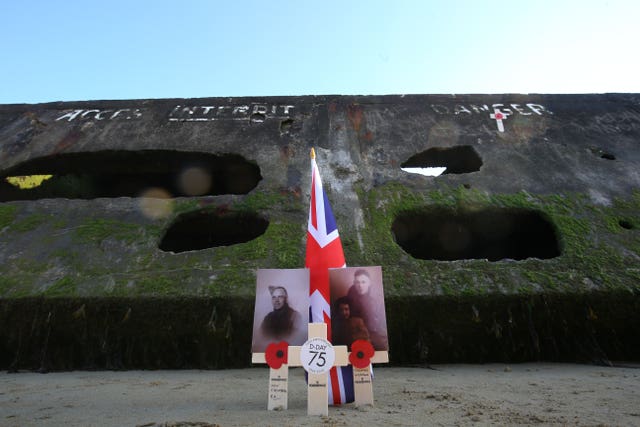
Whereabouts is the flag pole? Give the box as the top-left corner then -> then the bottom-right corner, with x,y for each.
310,147 -> 316,159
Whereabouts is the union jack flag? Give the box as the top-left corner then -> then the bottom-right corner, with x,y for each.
305,148 -> 354,404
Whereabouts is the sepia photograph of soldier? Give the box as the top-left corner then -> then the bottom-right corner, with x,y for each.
251,269 -> 309,352
329,266 -> 388,351
260,286 -> 303,339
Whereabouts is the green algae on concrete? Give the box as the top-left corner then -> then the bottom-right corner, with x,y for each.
72,218 -> 154,244
9,212 -> 52,232
0,204 -> 17,228
353,183 -> 640,297
43,276 -> 78,297
1,185 -> 638,300
0,190 -> 308,298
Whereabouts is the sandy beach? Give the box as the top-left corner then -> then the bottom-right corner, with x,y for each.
2,363 -> 639,426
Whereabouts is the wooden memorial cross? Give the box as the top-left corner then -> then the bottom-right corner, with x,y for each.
253,323 -> 349,415
251,342 -> 292,411
349,340 -> 389,406
252,323 -> 389,414
296,322 -> 349,415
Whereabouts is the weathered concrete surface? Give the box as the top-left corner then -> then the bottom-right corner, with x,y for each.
1,94 -> 639,370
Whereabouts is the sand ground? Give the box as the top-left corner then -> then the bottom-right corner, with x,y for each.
1,363 -> 639,426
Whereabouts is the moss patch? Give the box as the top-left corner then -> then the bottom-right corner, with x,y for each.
11,212 -> 51,232
131,275 -> 181,296
0,204 -> 17,228
0,276 -> 18,295
1,185 -> 637,299
352,184 -> 640,296
72,218 -> 147,244
43,276 -> 77,296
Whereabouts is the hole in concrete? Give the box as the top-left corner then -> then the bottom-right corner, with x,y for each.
619,219 -> 634,230
250,113 -> 266,123
392,207 -> 561,261
159,209 -> 269,253
401,146 -> 482,176
589,147 -> 616,160
280,118 -> 294,134
0,150 -> 262,201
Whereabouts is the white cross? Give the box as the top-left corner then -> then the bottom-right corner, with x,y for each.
489,108 -> 508,132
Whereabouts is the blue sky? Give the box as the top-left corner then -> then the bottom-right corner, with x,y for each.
1,0 -> 639,104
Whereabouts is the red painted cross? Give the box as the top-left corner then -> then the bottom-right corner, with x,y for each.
489,109 -> 508,132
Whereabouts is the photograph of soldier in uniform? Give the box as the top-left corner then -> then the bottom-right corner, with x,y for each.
251,268 -> 309,352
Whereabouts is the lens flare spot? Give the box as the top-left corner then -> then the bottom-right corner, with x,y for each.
178,167 -> 212,196
139,188 -> 173,219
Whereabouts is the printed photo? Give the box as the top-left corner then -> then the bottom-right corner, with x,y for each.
329,266 -> 388,351
251,268 -> 309,353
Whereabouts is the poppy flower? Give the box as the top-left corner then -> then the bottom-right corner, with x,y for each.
349,339 -> 375,369
265,341 -> 288,369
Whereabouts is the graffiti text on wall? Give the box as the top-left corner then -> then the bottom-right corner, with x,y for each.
55,109 -> 144,122
430,103 -> 553,132
168,104 -> 296,123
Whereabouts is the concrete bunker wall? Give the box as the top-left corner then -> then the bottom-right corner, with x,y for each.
0,94 -> 639,370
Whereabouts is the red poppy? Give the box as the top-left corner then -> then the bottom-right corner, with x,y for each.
349,339 -> 375,369
265,341 -> 288,369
